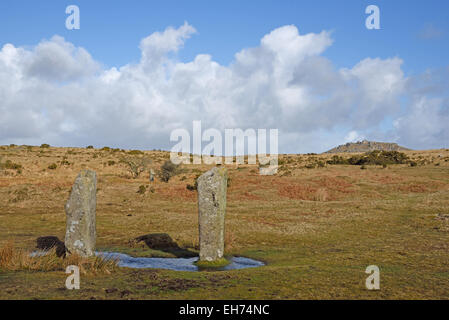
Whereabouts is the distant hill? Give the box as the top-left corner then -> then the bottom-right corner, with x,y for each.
325,140 -> 411,154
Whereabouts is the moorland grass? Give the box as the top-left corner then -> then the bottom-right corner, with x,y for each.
0,146 -> 448,299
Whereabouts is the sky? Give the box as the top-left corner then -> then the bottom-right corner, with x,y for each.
0,0 -> 448,153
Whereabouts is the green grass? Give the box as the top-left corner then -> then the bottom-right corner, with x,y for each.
0,147 -> 448,299
194,258 -> 230,269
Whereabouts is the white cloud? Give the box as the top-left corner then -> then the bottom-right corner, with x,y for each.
344,131 -> 365,143
0,22 -> 447,152
24,35 -> 100,81
394,96 -> 449,150
139,21 -> 196,70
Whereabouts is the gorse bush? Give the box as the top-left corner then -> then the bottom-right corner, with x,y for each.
60,156 -> 70,166
137,185 -> 146,194
0,158 -> 23,174
128,150 -> 144,155
0,159 -> 23,171
48,163 -> 57,170
348,151 -> 409,166
327,151 -> 410,166
327,155 -> 348,165
157,160 -> 179,182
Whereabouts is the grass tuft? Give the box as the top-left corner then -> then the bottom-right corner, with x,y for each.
0,241 -> 118,274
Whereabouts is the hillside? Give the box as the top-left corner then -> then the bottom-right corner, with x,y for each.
325,140 -> 411,154
0,145 -> 448,299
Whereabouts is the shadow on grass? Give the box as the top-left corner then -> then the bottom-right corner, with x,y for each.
132,233 -> 197,258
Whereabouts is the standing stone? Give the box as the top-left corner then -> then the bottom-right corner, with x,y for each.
65,170 -> 97,257
197,167 -> 228,262
149,169 -> 155,182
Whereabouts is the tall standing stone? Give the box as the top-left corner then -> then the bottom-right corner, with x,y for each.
65,170 -> 97,257
197,167 -> 228,262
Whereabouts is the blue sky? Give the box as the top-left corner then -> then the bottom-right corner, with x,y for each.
1,0 -> 447,72
0,1 -> 448,152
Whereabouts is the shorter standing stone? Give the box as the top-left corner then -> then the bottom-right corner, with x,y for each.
149,169 -> 155,182
197,167 -> 228,262
65,170 -> 97,257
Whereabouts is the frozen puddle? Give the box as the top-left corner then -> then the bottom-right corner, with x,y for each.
96,251 -> 264,271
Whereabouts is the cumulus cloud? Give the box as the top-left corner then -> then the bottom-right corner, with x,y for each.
139,21 -> 196,70
394,96 -> 449,149
24,35 -> 100,81
0,22 -> 447,153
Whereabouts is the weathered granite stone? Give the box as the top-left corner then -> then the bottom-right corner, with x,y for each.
197,167 -> 228,262
149,169 -> 155,182
65,170 -> 97,257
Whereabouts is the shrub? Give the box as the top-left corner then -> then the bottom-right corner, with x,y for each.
327,155 -> 348,165
120,156 -> 152,179
137,185 -> 146,194
328,151 -> 410,166
86,145 -> 94,149
316,160 -> 326,168
40,144 -> 50,148
101,147 -> 110,152
0,160 -> 23,171
1,158 -> 23,174
60,159 -> 70,166
409,161 -> 418,167
128,150 -> 144,155
348,151 -> 409,166
157,161 -> 179,183
48,163 -> 57,170
107,160 -> 116,166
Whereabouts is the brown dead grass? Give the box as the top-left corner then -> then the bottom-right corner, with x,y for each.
0,241 -> 118,274
1,146 -> 449,299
